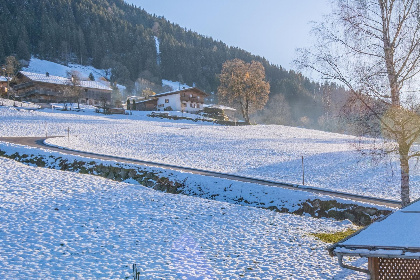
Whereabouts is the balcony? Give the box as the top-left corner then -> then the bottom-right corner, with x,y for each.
180,96 -> 203,103
13,82 -> 35,90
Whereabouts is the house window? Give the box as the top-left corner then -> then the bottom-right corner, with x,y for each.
190,94 -> 193,98
165,99 -> 169,103
197,104 -> 200,108
190,103 -> 194,108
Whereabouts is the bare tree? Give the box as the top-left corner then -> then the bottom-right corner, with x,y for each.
64,70 -> 84,109
1,56 -> 20,99
297,0 -> 420,206
218,59 -> 270,124
111,83 -> 123,108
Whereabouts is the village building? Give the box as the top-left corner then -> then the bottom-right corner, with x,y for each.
0,76 -> 8,97
329,200 -> 420,279
203,105 -> 237,121
130,87 -> 207,112
133,98 -> 158,111
13,71 -> 112,105
155,87 -> 207,112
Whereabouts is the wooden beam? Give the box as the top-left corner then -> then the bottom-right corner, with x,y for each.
368,257 -> 379,280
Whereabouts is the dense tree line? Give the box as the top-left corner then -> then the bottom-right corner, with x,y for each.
0,0 -> 344,125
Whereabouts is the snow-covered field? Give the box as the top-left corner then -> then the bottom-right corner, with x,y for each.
0,106 -> 417,201
24,57 -> 111,85
0,156 -> 365,279
1,105 -> 402,278
23,57 -> 189,92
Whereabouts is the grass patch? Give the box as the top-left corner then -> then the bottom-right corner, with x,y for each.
311,228 -> 359,243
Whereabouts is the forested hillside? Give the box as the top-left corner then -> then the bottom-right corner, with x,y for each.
0,0 -> 346,126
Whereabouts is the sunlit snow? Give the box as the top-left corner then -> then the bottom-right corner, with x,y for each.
0,106 -> 414,200
0,157 -> 365,279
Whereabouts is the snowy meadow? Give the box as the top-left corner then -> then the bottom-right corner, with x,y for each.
0,105 -> 407,279
0,106 -> 418,201
0,157 -> 364,279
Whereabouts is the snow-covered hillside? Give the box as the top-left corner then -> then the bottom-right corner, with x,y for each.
23,57 -> 109,82
23,57 -> 190,92
0,106 -> 416,201
0,156 -> 365,279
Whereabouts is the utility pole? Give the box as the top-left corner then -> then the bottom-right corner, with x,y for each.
6,72 -> 9,100
302,156 -> 305,185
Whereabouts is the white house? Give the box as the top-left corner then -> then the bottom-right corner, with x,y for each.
155,87 -> 207,112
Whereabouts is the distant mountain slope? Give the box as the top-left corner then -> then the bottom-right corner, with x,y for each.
0,0 -> 342,124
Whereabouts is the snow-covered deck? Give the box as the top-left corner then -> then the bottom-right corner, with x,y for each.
331,199 -> 420,259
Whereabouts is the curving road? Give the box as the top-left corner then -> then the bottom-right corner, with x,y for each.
0,136 -> 401,208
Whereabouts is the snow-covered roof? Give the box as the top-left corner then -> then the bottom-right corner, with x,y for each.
0,76 -> 8,82
205,104 -> 236,111
79,80 -> 112,91
154,87 -> 208,98
134,99 -> 157,104
127,96 -> 148,101
19,71 -> 112,91
330,200 -> 420,258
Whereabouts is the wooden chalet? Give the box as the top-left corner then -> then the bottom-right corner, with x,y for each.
329,200 -> 420,279
0,76 -> 8,97
13,71 -> 112,105
155,87 -> 207,112
133,99 -> 158,111
130,87 -> 207,112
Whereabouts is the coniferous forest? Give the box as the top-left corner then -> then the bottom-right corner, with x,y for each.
0,0 -> 347,127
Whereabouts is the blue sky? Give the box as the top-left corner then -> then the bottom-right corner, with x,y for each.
124,0 -> 331,70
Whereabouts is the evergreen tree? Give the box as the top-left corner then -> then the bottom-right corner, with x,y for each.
0,0 -> 333,125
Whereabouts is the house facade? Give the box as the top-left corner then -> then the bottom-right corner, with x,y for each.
13,71 -> 112,105
155,88 -> 207,112
134,99 -> 158,111
131,88 -> 207,112
329,200 -> 420,279
0,76 -> 8,97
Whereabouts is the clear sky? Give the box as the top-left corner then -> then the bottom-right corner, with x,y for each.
124,0 -> 331,70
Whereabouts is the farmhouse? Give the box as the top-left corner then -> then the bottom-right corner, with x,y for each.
13,71 -> 112,105
329,200 -> 420,279
155,87 -> 207,112
133,98 -> 158,111
130,87 -> 207,112
0,76 -> 8,97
